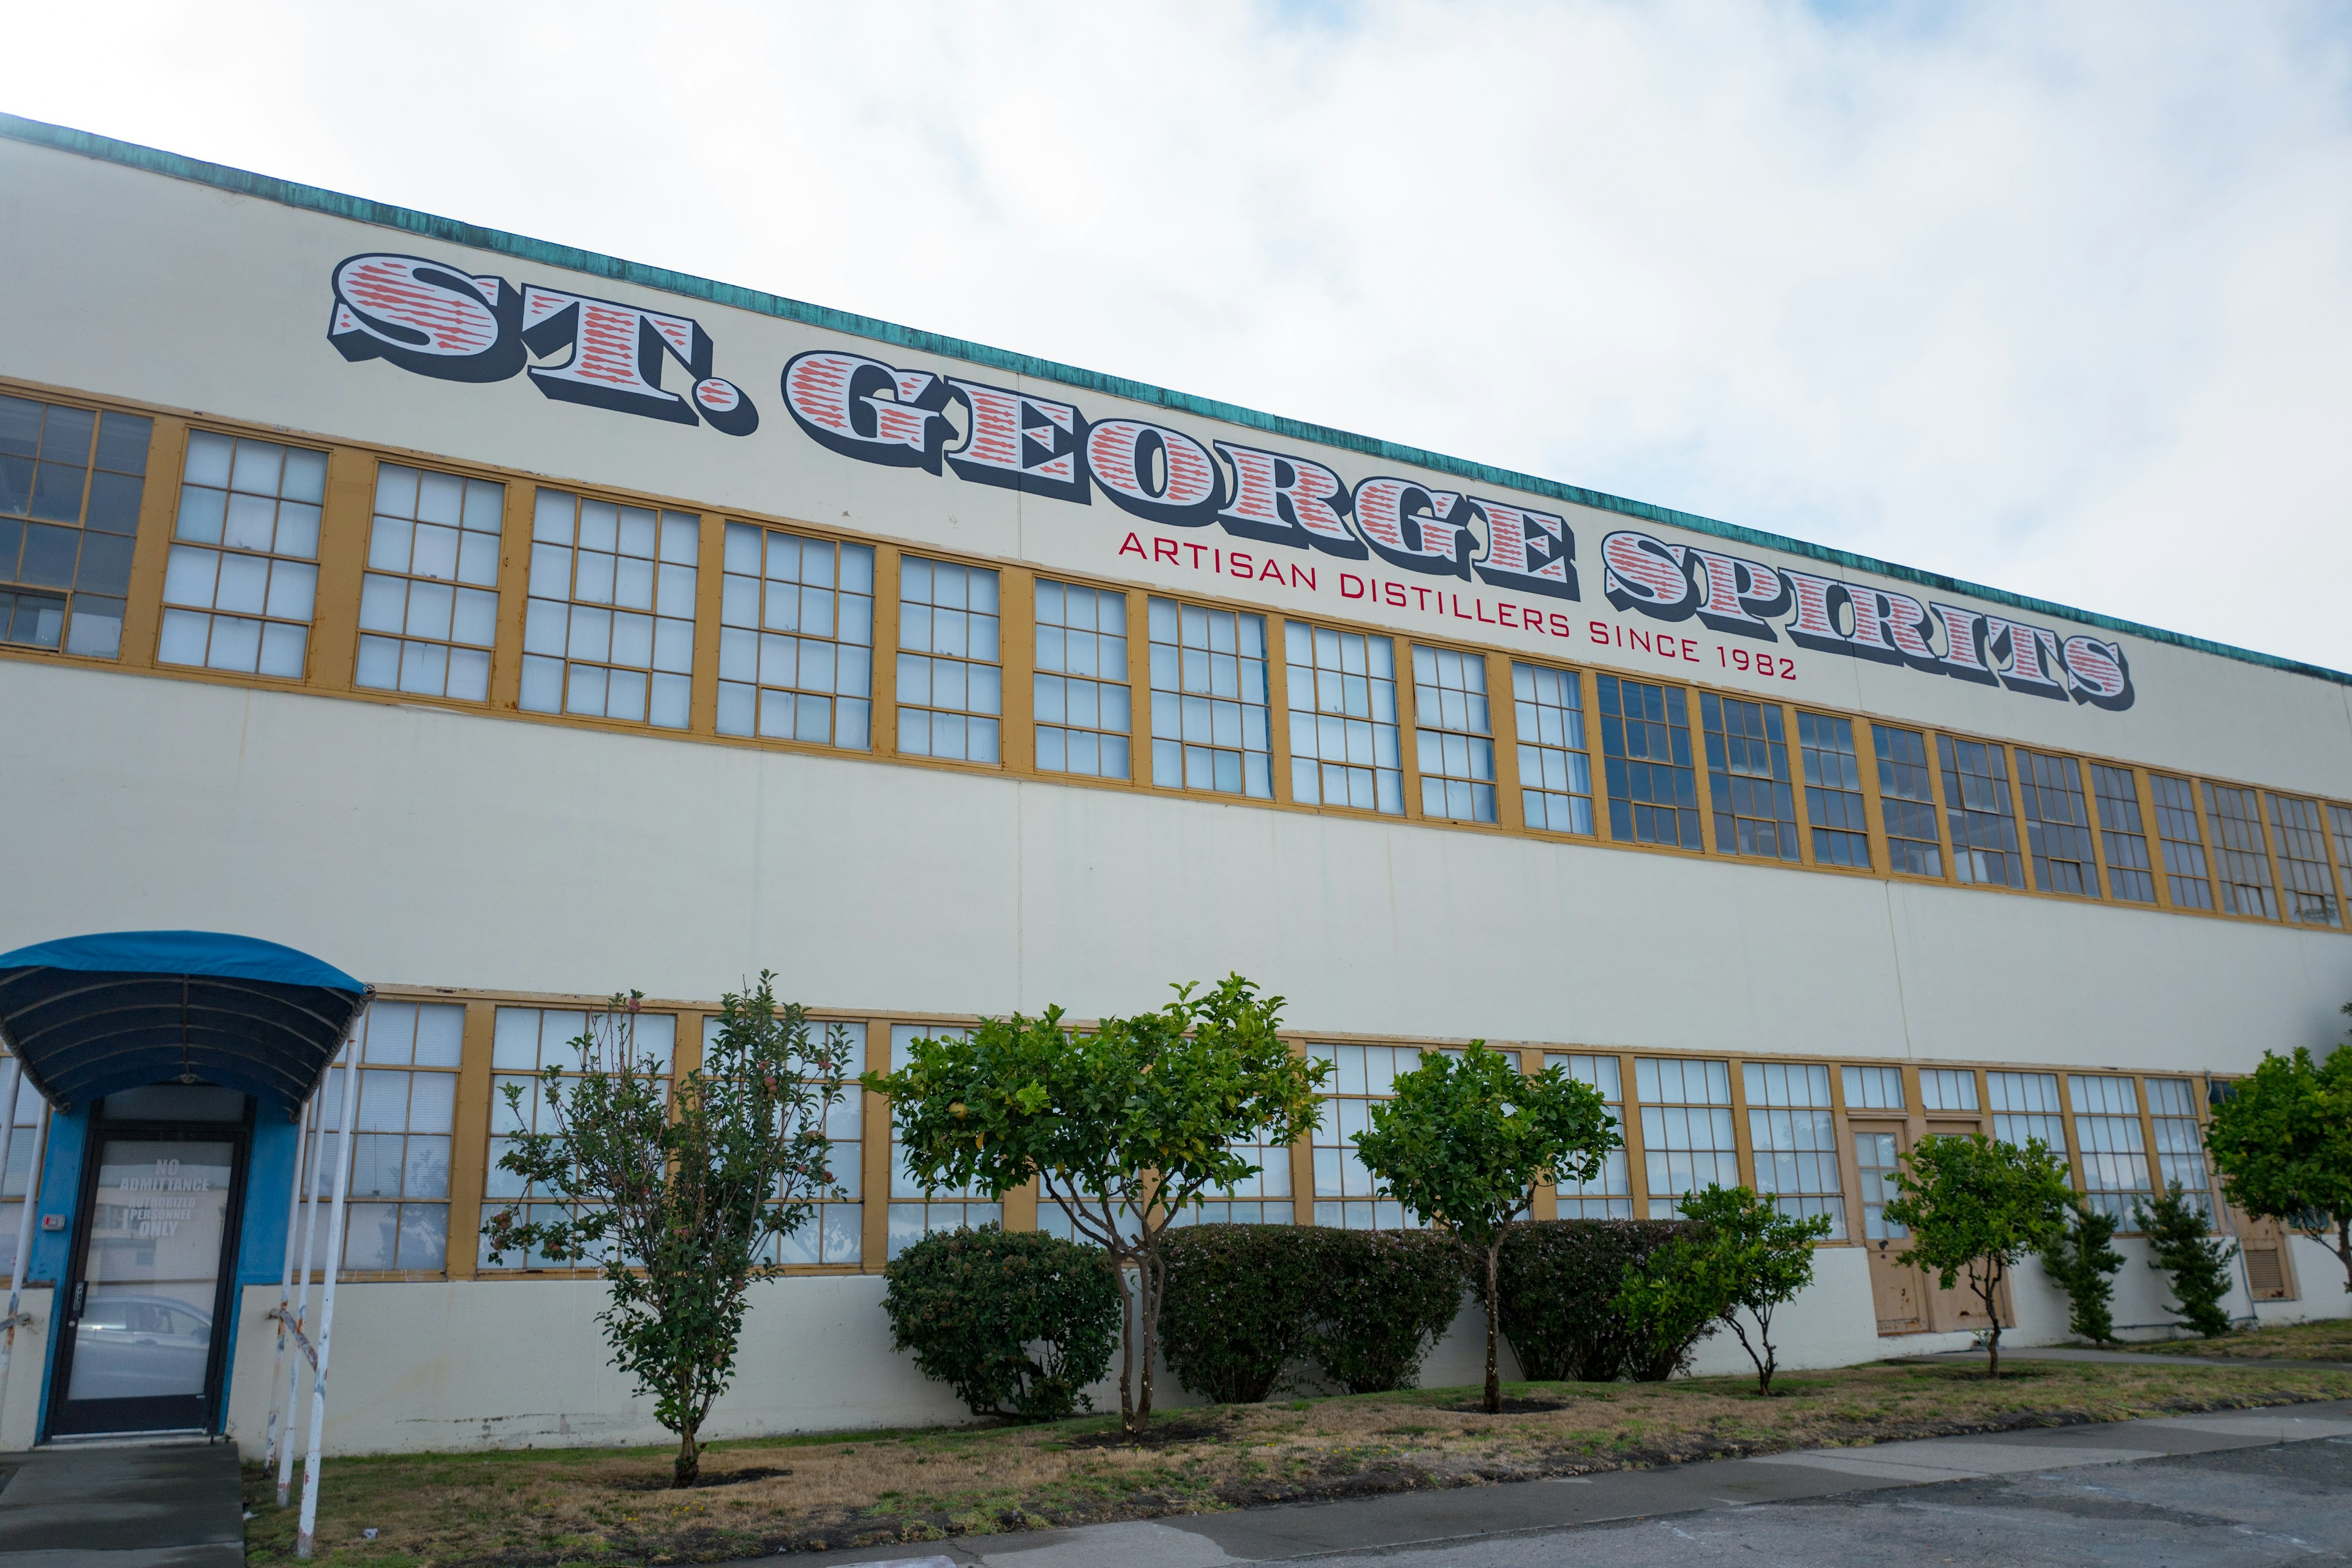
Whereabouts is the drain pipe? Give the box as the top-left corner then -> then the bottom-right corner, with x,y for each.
263,1090 -> 320,1477
276,1069 -> 328,1509
0,1058 -> 24,1430
0,1098 -> 53,1424
296,1021 -> 365,1559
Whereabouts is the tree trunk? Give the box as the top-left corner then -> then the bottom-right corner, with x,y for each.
2336,1215 -> 2351,1294
1483,1238 -> 1502,1415
1136,1246 -> 1161,1432
673,1426 -> 699,1488
1113,1250 -> 1138,1434
1978,1261 -> 2003,1379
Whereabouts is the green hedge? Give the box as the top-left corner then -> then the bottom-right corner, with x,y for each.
1158,1224 -> 1468,1398
1158,1222 -> 1317,1403
1156,1220 -> 1706,1404
1302,1227 -> 1469,1394
881,1226 -> 1123,1421
1490,1219 -> 1702,1381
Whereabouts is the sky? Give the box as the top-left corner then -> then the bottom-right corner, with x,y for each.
9,1 -> 2352,668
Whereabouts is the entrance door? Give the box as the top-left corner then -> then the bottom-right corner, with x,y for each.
50,1101 -> 249,1437
1852,1123 -> 1925,1333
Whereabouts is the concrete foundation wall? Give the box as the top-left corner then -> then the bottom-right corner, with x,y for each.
117,1232 -> 2334,1461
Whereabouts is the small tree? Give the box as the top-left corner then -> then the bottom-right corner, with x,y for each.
865,974 -> 1322,1435
1880,1133 -> 2072,1378
1352,1044 -> 1616,1413
2139,1181 -> 2239,1338
2038,1200 -> 2124,1344
484,978 -> 853,1485
2206,1039 -> 2352,1292
1615,1185 -> 1830,1396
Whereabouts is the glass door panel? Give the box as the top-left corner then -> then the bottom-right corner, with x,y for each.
51,1137 -> 238,1434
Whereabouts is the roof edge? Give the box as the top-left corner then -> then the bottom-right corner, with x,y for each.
6,110 -> 2346,689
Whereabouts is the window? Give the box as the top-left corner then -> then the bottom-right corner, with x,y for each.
307,1002 -> 461,1273
1635,1057 -> 1735,1218
2146,1078 -> 2213,1220
1854,1132 -> 1906,1240
1841,1066 -> 1904,1112
1919,1068 -> 1978,1113
1512,662 -> 1593,834
703,1016 -> 865,1265
522,489 -> 697,728
888,1025 -> 998,1254
2265,794 -> 2339,927
159,431 -> 325,678
2204,783 -> 2278,918
1149,597 -> 1270,797
481,1006 -> 677,1268
2067,1074 -> 2151,1227
2332,805 -> 2352,914
717,524 -> 873,750
1035,579 -> 1130,778
897,557 -> 1001,764
1986,1071 -> 2068,1161
0,1061 -> 40,1276
1545,1054 -> 1630,1218
1412,645 -> 1497,823
1798,713 -> 1869,868
1938,737 -> 2024,888
1599,676 -> 1700,849
2151,774 -> 2214,910
2090,764 -> 2157,905
1312,1043 -> 1427,1228
1286,622 -> 1402,813
356,464 -> 503,702
1872,724 -> 1943,876
1174,1133 -> 1292,1226
1743,1063 -> 1844,1237
2018,750 -> 2098,897
0,395 -> 148,658
1700,694 -> 1798,861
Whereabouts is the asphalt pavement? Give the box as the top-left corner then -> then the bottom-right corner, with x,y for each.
783,1400 -> 2352,1567
0,1439 -> 243,1568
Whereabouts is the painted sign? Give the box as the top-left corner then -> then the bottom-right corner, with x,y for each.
326,251 -> 2136,712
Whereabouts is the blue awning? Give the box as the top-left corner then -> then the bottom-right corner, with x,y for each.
0,931 -> 369,1111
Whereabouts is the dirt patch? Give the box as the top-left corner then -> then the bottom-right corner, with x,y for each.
615,1464 -> 796,1491
1438,1396 -> 1578,1414
1057,1413 -> 1242,1451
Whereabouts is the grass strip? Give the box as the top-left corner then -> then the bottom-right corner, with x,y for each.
244,1357 -> 2352,1566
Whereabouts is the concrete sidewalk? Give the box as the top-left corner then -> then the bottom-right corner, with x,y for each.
0,1442 -> 244,1568
774,1398 -> 2352,1567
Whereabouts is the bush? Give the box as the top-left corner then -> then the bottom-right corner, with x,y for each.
1613,1187 -> 1829,1396
881,1226 -> 1123,1420
2140,1182 -> 2239,1339
1303,1228 -> 1468,1393
2038,1202 -> 2124,1344
1159,1223 -> 1317,1403
1488,1219 -> 1700,1381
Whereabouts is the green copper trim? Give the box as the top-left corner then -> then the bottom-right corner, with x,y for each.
5,110 -> 2345,688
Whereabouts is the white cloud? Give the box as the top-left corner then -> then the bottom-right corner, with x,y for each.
9,0 -> 2352,665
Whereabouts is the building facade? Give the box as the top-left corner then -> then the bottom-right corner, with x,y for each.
0,114 -> 2345,1457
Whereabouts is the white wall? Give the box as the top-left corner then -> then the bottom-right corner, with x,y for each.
5,660 -> 2346,1074
225,1276 -> 973,1459
50,1229 -> 2345,1461
0,1289 -> 51,1451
